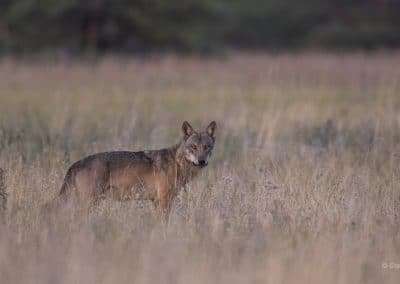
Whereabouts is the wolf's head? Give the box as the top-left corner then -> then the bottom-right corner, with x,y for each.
179,121 -> 216,168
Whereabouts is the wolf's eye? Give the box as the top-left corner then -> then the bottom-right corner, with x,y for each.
203,145 -> 209,150
191,144 -> 197,151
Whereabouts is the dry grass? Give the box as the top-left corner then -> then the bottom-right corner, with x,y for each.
1,52 -> 400,283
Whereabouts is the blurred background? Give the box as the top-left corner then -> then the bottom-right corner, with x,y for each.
1,0 -> 400,55
1,2 -> 400,284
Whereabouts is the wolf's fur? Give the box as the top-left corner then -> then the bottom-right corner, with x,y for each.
53,121 -> 216,221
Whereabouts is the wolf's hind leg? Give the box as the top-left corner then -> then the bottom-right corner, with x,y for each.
87,169 -> 110,214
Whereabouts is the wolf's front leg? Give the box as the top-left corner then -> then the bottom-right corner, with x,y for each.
152,196 -> 172,226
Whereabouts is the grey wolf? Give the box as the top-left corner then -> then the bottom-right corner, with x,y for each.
53,121 -> 216,221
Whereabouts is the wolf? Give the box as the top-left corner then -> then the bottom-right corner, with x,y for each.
52,121 -> 216,221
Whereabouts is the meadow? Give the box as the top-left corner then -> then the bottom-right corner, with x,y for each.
0,52 -> 400,283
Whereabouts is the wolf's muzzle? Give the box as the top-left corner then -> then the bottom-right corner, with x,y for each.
198,160 -> 208,167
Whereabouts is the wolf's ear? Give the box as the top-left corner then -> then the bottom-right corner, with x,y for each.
182,121 -> 194,139
206,121 -> 216,138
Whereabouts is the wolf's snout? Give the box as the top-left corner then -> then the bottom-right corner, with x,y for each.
198,160 -> 208,167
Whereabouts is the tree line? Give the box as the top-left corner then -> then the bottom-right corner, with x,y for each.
0,0 -> 399,54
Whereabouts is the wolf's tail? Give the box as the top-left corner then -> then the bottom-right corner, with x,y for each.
41,167 -> 75,216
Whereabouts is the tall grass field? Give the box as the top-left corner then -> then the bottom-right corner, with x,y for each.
0,52 -> 400,283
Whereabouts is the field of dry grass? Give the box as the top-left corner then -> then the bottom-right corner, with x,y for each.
0,52 -> 400,283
